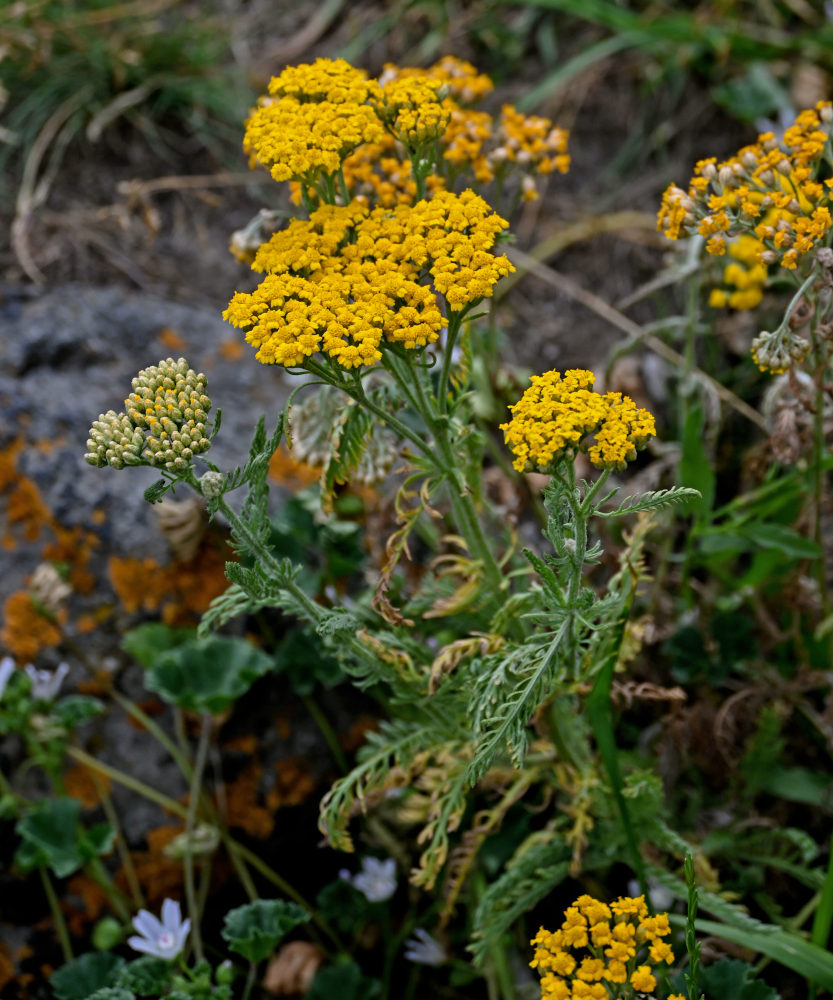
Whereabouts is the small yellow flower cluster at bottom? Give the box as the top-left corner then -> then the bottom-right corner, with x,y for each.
530,894 -> 684,1000
501,369 -> 655,473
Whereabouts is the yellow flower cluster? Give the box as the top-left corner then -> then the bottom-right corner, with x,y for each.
373,75 -> 451,149
223,191 -> 513,368
243,58 -> 384,184
305,56 -> 570,208
658,101 -> 833,270
530,894 -> 684,1000
501,370 -> 655,473
708,234 -> 768,310
383,55 -> 494,104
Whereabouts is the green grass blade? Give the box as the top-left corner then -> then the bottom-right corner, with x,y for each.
669,915 -> 833,992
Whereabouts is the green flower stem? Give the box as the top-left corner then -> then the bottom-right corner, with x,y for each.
337,166 -> 351,205
312,348 -> 510,607
436,310 -> 464,416
556,463 -> 612,675
211,492 -> 403,691
69,748 -> 340,954
94,776 -> 144,909
183,712 -> 213,963
300,692 -> 348,773
304,357 -> 440,463
87,856 -> 131,922
111,690 -> 193,781
67,747 -> 189,819
810,324 -> 832,623
241,961 -> 258,1000
684,854 -> 703,1000
225,840 -> 259,901
382,347 -> 509,605
227,839 -> 343,951
40,866 -> 73,962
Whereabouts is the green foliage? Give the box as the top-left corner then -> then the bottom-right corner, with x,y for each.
15,798 -> 114,877
468,835 -> 571,966
52,695 -> 105,729
700,958 -> 779,1000
144,635 -> 275,715
221,899 -> 310,963
0,0 -> 248,181
116,957 -> 174,996
122,624 -> 196,668
272,628 -> 343,694
50,952 -> 125,1000
316,879 -> 373,935
690,917 -> 833,993
306,961 -> 381,1000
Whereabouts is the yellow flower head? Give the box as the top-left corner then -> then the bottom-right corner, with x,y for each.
374,75 -> 451,149
658,100 -> 833,271
530,894 -> 676,1000
501,370 -> 656,473
244,59 -> 384,184
708,234 -> 768,311
224,191 -> 512,369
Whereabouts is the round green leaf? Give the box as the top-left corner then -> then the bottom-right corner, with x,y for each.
145,636 -> 274,715
221,899 -> 310,963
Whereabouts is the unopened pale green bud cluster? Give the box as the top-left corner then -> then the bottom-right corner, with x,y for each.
85,410 -> 146,469
85,358 -> 212,473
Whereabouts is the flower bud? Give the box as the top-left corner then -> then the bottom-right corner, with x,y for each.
199,470 -> 225,499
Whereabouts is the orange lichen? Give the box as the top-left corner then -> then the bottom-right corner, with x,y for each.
65,874 -> 109,936
157,327 -> 187,350
1,591 -> 63,662
64,764 -> 110,809
219,338 -> 245,360
108,535 -> 233,624
108,556 -> 166,614
5,477 -> 52,544
225,760 -> 275,838
43,525 -> 98,594
223,733 -> 258,754
268,445 -> 321,490
158,538 -> 231,625
75,613 -> 100,634
266,757 -> 316,809
0,947 -> 12,993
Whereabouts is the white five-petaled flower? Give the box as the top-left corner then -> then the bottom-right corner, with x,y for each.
128,898 -> 191,960
339,856 -> 397,903
404,928 -> 447,966
0,657 -> 15,699
24,662 -> 69,702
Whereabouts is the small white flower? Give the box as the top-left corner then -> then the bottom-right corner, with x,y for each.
0,657 -> 16,699
128,898 -> 191,960
24,662 -> 69,702
404,928 -> 446,966
341,856 -> 397,903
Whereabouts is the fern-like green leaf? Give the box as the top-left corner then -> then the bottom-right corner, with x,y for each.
596,486 -> 701,519
466,626 -> 568,784
319,720 -> 447,852
321,401 -> 372,511
198,583 -> 266,637
468,835 -> 571,967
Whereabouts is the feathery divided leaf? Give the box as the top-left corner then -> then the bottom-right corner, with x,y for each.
466,627 -> 568,784
596,486 -> 701,519
468,835 -> 571,967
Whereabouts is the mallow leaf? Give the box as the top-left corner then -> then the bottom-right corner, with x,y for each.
144,636 -> 274,715
221,899 -> 310,963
